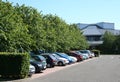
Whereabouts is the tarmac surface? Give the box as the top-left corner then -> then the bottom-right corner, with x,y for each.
5,55 -> 120,82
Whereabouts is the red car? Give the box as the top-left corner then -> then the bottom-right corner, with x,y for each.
67,51 -> 83,62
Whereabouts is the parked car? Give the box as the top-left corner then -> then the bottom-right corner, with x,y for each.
90,51 -> 95,57
40,53 -> 58,68
79,50 -> 94,58
67,51 -> 83,62
69,56 -> 77,63
30,58 -> 43,73
75,51 -> 89,59
52,53 -> 69,66
28,64 -> 35,77
55,53 -> 74,63
31,55 -> 47,70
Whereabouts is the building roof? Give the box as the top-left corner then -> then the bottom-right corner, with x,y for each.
81,24 -> 120,36
77,22 -> 115,30
82,25 -> 103,36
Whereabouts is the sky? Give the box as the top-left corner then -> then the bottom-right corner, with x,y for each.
3,0 -> 120,29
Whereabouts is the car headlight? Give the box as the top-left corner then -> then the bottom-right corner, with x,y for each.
37,64 -> 42,67
63,60 -> 66,62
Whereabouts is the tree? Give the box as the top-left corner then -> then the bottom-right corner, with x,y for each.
0,1 -> 32,52
0,0 -> 89,52
14,4 -> 45,51
42,14 -> 88,52
101,31 -> 116,54
68,24 -> 88,50
113,35 -> 120,54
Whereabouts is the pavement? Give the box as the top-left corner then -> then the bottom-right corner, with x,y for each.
3,55 -> 120,82
12,58 -> 93,82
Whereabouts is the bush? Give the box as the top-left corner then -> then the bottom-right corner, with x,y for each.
92,50 -> 100,57
0,52 -> 30,79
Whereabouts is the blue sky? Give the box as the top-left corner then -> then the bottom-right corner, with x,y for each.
3,0 -> 120,29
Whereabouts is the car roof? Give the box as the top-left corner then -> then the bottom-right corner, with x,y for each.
40,53 -> 51,55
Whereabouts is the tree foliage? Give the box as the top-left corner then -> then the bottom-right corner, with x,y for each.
113,35 -> 120,54
0,0 -> 88,52
99,31 -> 117,54
0,1 -> 32,52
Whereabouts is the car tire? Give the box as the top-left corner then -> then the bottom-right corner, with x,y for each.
35,67 -> 42,73
28,73 -> 32,77
58,61 -> 64,66
47,63 -> 51,68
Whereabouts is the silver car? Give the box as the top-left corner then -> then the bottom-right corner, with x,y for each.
52,53 -> 69,66
28,64 -> 35,77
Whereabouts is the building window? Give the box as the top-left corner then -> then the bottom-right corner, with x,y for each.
86,36 -> 101,41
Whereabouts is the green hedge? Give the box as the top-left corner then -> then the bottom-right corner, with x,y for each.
92,50 -> 100,57
0,52 -> 30,79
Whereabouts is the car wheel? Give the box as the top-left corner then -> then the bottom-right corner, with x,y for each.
28,73 -> 32,77
47,63 -> 51,68
51,65 -> 55,67
58,61 -> 64,66
35,67 -> 42,73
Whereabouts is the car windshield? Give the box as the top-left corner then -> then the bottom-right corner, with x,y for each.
75,51 -> 82,54
50,55 -> 57,60
60,53 -> 68,57
52,54 -> 61,58
80,50 -> 88,53
30,58 -> 36,62
38,55 -> 45,61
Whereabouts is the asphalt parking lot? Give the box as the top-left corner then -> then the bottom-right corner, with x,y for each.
6,55 -> 120,82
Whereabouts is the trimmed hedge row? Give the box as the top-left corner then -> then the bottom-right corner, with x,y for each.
0,52 -> 30,79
